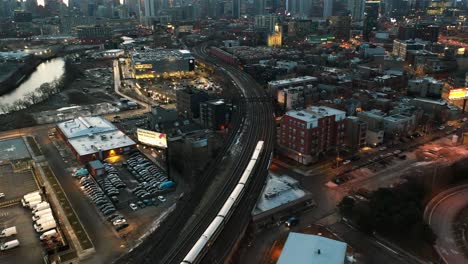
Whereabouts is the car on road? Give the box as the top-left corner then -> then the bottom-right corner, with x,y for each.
342,160 -> 351,165
0,193 -> 4,199
379,146 -> 387,151
438,126 -> 445,130
158,196 -> 166,202
129,203 -> 138,211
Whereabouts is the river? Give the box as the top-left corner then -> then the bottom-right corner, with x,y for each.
0,57 -> 66,111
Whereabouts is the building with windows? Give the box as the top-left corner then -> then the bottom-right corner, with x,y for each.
200,99 -> 229,130
56,116 -> 136,163
357,109 -> 385,146
268,76 -> 318,98
278,106 -> 346,164
407,77 -> 444,99
131,49 -> 195,78
76,25 -> 113,44
345,116 -> 367,150
176,88 -> 210,119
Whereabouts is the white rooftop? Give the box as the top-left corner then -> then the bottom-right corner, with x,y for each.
269,76 -> 317,87
57,116 -> 136,156
68,130 -> 136,156
58,116 -> 116,139
286,106 -> 346,128
254,174 -> 306,214
277,232 -> 347,264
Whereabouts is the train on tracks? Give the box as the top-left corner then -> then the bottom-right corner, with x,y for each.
180,140 -> 265,264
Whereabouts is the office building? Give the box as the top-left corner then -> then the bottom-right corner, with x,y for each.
398,24 -> 439,43
255,14 -> 278,32
176,88 -> 210,119
288,0 -> 312,18
200,99 -> 229,130
76,25 -> 113,43
347,0 -> 364,21
278,106 -> 346,164
392,39 -> 428,60
363,0 -> 379,40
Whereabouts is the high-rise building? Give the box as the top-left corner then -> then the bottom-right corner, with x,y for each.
363,0 -> 379,41
176,88 -> 210,119
200,99 -> 228,130
254,0 -> 266,15
254,14 -> 277,32
144,0 -> 158,17
323,0 -> 333,17
287,0 -> 311,18
347,0 -> 364,21
330,15 -> 351,40
398,24 -> 439,42
232,0 -> 240,18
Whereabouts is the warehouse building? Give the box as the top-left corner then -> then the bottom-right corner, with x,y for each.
56,116 -> 136,163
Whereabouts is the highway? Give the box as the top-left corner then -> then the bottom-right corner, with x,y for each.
424,184 -> 468,264
116,43 -> 274,264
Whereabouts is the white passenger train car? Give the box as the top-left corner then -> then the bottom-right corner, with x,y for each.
181,141 -> 264,264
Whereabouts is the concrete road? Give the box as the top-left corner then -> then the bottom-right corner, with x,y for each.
424,185 -> 468,264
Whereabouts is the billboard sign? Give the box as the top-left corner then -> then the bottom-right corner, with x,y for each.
448,88 -> 468,100
137,128 -> 168,148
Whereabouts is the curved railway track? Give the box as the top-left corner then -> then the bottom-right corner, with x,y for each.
116,43 -> 274,264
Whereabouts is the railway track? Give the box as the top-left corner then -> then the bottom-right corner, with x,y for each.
159,44 -> 274,263
116,43 -> 274,264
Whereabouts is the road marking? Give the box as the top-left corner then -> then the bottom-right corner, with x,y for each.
375,240 -> 400,255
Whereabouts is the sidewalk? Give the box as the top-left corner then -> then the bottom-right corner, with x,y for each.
35,162 -> 95,261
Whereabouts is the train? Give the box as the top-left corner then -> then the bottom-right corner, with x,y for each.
181,141 -> 264,264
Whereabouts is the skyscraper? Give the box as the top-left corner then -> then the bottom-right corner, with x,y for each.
347,0 -> 364,21
232,0 -> 240,18
364,0 -> 379,40
323,0 -> 332,17
287,0 -> 311,18
254,0 -> 266,15
144,0 -> 158,17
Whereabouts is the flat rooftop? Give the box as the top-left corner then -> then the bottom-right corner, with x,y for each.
68,130 -> 135,156
277,232 -> 347,264
287,106 -> 346,127
132,49 -> 193,63
254,174 -> 307,214
269,76 -> 318,87
57,116 -> 116,139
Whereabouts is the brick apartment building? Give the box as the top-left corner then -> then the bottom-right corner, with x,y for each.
278,106 -> 346,164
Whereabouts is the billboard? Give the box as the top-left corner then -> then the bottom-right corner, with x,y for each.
137,128 -> 167,148
448,88 -> 468,100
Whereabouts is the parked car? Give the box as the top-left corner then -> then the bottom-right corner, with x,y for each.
129,203 -> 138,211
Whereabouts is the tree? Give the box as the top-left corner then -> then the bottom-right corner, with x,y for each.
338,196 -> 355,217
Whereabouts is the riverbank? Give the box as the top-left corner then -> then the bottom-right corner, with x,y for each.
0,59 -> 41,96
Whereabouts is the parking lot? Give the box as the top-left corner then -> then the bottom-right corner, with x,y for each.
0,206 -> 43,264
73,151 -> 176,236
0,165 -> 38,202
